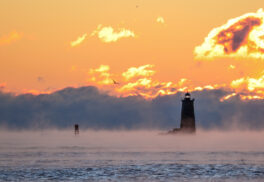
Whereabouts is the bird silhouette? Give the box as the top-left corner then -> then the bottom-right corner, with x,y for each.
112,79 -> 119,84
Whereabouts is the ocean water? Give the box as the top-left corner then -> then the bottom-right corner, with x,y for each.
0,130 -> 264,182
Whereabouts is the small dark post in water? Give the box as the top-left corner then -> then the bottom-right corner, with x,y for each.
74,124 -> 79,135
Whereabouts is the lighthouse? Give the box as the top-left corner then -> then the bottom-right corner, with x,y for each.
168,92 -> 196,134
180,92 -> 196,133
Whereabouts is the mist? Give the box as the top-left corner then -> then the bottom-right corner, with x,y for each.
1,130 -> 264,152
0,86 -> 264,131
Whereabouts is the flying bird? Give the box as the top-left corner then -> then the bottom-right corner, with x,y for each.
112,79 -> 120,84
37,76 -> 45,82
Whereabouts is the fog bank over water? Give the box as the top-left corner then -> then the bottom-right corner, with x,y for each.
1,130 -> 264,181
1,130 -> 264,152
1,86 -> 264,131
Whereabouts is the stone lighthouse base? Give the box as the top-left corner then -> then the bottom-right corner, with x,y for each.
168,127 -> 196,134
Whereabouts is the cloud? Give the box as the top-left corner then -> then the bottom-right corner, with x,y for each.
70,25 -> 135,46
228,65 -> 236,69
0,86 -> 264,130
70,33 -> 87,47
88,65 -> 113,85
0,83 -> 6,89
0,31 -> 22,46
231,74 -> 264,93
122,64 -> 155,80
90,65 -> 110,73
219,73 -> 264,101
156,16 -> 165,24
220,93 -> 237,102
86,64 -> 264,101
194,9 -> 264,60
87,64 -> 223,99
91,25 -> 135,43
21,89 -> 51,95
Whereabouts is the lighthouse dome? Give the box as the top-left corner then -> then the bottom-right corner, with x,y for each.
185,92 -> 191,99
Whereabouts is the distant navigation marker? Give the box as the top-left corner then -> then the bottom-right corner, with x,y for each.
74,124 -> 79,135
169,92 -> 196,134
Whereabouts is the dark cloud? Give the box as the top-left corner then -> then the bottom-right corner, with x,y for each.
217,17 -> 261,53
0,86 -> 264,130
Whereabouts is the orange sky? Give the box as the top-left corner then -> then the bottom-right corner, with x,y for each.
0,0 -> 264,98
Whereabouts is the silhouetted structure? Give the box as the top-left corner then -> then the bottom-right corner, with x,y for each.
169,92 -> 196,134
180,92 -> 196,132
74,124 -> 79,135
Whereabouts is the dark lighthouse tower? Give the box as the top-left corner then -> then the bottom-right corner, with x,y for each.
168,92 -> 196,134
180,92 -> 196,133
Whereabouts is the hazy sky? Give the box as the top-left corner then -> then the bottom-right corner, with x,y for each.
1,0 -> 264,98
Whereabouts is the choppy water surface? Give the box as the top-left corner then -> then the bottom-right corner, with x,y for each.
0,130 -> 264,181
